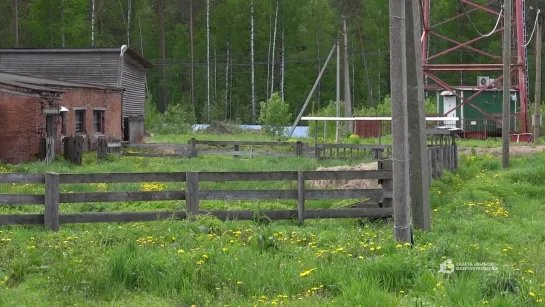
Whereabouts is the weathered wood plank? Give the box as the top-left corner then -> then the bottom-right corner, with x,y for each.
297,171 -> 305,224
303,208 -> 393,218
0,174 -> 45,184
199,210 -> 297,220
60,172 -> 187,183
59,211 -> 187,223
198,172 -> 297,181
304,170 -> 391,180
378,160 -> 393,208
305,189 -> 385,200
0,194 -> 44,205
122,153 -> 189,158
199,190 -> 298,200
426,128 -> 453,135
0,214 -> 44,225
45,173 -> 60,231
59,191 -> 185,203
198,151 -> 295,157
123,143 -> 191,149
186,172 -> 199,215
195,140 -> 297,146
315,144 -> 392,149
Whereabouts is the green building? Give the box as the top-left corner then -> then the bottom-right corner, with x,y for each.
427,88 -> 519,138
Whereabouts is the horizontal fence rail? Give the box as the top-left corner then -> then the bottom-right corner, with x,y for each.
0,167 -> 396,231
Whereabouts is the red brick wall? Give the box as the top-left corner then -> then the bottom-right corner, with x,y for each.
0,88 -> 45,164
58,88 -> 123,150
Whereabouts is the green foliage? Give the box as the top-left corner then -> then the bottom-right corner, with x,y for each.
307,100 -> 346,142
145,91 -> 196,135
258,93 -> 292,137
1,146 -> 545,305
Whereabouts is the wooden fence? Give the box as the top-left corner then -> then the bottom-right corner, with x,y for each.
316,144 -> 392,160
0,166 -> 394,231
62,136 -> 84,165
122,139 -> 388,160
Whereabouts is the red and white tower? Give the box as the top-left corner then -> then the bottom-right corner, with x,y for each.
421,0 -> 530,133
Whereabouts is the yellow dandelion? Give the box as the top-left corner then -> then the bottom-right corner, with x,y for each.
299,268 -> 317,277
396,244 -> 403,248
530,292 -> 536,297
177,249 -> 185,255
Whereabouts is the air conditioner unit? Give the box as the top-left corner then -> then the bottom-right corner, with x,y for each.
477,76 -> 490,86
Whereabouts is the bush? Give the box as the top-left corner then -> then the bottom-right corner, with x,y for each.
259,93 -> 292,137
144,91 -> 196,135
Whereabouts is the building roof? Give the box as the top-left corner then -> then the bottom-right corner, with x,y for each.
0,71 -> 122,91
0,47 -> 154,68
0,79 -> 63,93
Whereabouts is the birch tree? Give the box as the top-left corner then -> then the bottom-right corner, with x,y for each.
207,0 -> 210,122
225,36 -> 230,120
270,0 -> 279,97
13,0 -> 19,47
189,0 -> 195,106
127,0 -> 131,45
281,25 -> 285,102
250,0 -> 256,123
91,0 -> 95,46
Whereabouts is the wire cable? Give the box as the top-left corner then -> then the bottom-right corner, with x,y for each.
459,0 -> 504,37
519,9 -> 541,47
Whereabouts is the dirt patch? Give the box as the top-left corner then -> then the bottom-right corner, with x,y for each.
458,145 -> 545,156
310,162 -> 381,189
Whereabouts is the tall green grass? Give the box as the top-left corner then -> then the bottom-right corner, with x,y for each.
1,148 -> 545,306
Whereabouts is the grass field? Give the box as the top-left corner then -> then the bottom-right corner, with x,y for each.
1,133 -> 545,306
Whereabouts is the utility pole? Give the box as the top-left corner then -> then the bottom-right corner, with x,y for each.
406,0 -> 430,230
534,13 -> 542,142
343,16 -> 353,134
502,0 -> 512,168
389,0 -> 411,242
336,38 -> 341,143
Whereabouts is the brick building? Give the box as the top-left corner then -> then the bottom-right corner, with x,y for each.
0,47 -> 153,143
0,72 -> 123,164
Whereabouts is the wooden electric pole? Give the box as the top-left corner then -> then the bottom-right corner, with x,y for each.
406,0 -> 431,230
534,13 -> 542,142
343,16 -> 353,133
389,0 -> 412,242
502,0 -> 512,168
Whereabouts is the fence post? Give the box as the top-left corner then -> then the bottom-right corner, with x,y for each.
437,146 -> 444,177
97,136 -> 107,160
189,138 -> 197,158
428,148 -> 432,186
442,145 -> 448,172
297,171 -> 305,225
431,147 -> 438,179
296,141 -> 303,157
453,143 -> 458,170
234,144 -> 240,158
44,172 -> 60,232
186,172 -> 199,216
378,159 -> 393,208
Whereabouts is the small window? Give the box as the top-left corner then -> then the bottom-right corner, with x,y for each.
93,110 -> 105,134
75,110 -> 86,133
60,112 -> 67,135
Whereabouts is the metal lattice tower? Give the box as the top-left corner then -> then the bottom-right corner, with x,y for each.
421,0 -> 530,133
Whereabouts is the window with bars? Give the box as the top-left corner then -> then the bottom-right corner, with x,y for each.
93,110 -> 105,134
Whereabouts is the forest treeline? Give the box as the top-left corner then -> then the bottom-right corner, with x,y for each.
1,0 -> 543,124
